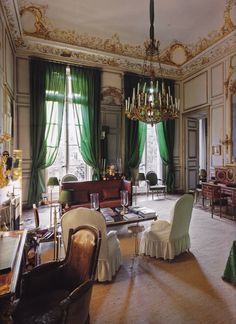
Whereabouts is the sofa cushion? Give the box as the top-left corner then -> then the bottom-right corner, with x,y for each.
73,190 -> 89,204
102,188 -> 120,200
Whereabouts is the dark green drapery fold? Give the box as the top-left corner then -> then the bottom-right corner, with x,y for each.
70,66 -> 101,180
28,59 -> 66,206
124,73 -> 147,179
156,80 -> 176,192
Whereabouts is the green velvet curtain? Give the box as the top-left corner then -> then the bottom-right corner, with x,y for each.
156,80 -> 176,193
124,73 -> 147,179
28,59 -> 66,206
70,66 -> 101,180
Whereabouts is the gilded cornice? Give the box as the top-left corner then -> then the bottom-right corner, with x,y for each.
181,32 -> 236,78
19,38 -> 180,79
2,0 -> 22,42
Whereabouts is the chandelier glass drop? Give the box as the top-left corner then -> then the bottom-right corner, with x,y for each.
125,0 -> 180,126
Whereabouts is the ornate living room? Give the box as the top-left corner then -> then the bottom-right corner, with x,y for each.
0,0 -> 236,323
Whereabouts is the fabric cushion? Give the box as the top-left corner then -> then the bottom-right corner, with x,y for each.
73,191 -> 89,204
102,188 -> 120,200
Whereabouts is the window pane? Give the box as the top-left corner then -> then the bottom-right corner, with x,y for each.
141,125 -> 162,178
47,67 -> 90,185
68,163 -> 87,181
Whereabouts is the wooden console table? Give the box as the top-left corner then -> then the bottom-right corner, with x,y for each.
0,230 -> 27,323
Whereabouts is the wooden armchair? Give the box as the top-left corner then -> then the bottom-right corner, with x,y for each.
13,225 -> 101,324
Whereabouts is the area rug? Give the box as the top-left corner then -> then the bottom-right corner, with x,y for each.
90,196 -> 236,324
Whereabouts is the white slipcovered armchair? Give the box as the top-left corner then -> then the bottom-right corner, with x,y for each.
61,207 -> 122,282
139,194 -> 194,260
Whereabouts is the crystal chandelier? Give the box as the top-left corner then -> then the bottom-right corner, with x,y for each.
125,0 -> 180,126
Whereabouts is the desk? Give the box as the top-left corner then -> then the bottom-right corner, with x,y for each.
202,182 -> 236,219
220,185 -> 236,220
0,230 -> 27,323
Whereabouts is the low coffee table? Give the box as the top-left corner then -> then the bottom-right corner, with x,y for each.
100,207 -> 158,227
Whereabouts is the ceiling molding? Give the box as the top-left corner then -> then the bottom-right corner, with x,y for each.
2,0 -> 236,79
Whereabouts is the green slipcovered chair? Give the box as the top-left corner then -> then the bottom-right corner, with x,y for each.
222,241 -> 236,285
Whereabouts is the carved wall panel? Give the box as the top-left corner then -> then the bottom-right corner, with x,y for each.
183,71 -> 208,110
101,105 -> 121,166
211,62 -> 224,98
211,104 -> 224,166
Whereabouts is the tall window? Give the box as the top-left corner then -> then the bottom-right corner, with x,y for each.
140,125 -> 162,177
47,67 -> 91,182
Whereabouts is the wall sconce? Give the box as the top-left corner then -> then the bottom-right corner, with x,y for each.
220,134 -> 232,154
212,145 -> 221,156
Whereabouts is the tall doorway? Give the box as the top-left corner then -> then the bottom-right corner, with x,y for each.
185,109 -> 208,191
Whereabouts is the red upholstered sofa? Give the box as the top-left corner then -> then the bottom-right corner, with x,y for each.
61,179 -> 132,210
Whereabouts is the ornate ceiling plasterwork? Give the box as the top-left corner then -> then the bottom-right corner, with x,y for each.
1,0 -> 236,79
182,32 -> 236,78
19,0 -> 236,65
161,0 -> 236,66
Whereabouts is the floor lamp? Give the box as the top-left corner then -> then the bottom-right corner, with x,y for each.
47,177 -> 59,227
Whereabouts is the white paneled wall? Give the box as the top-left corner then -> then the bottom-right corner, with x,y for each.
183,72 -> 208,110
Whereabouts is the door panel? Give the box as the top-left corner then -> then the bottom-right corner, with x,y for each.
186,118 -> 199,191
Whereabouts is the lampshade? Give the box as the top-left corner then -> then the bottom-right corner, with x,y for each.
59,190 -> 72,204
47,177 -> 59,187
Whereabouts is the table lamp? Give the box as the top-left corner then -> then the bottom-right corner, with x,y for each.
59,189 -> 72,210
47,177 -> 59,226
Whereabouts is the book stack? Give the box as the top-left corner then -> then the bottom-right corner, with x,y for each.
137,207 -> 156,218
124,213 -> 139,221
128,206 -> 156,218
100,208 -> 115,223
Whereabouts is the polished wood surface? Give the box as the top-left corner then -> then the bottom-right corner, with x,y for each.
202,182 -> 236,219
0,230 -> 27,298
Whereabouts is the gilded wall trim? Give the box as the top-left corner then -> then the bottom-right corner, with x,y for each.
225,55 -> 236,97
